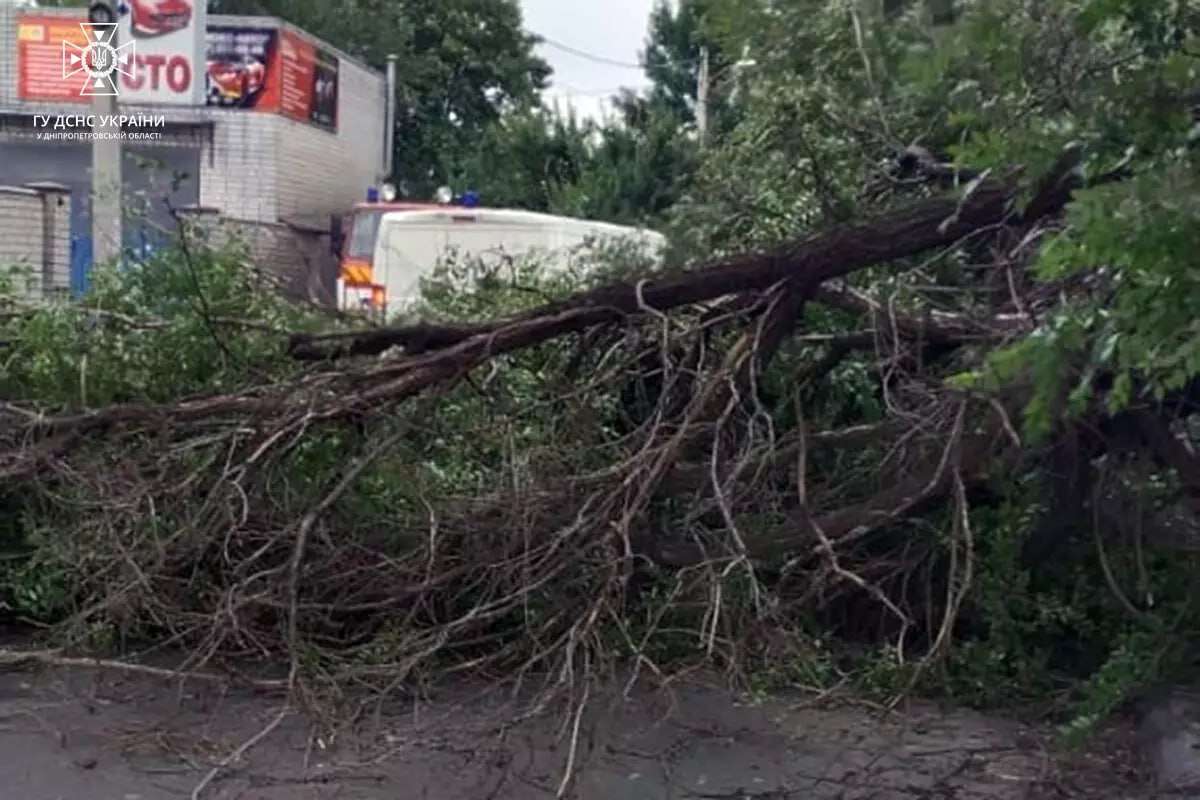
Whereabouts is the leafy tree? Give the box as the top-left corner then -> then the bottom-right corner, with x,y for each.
642,0 -> 757,137
446,0 -> 752,224
549,91 -> 699,223
665,0 -> 1200,717
210,0 -> 409,67
448,97 -> 698,225
447,107 -> 593,211
388,0 -> 551,195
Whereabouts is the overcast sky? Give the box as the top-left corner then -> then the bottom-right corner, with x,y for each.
520,0 -> 659,120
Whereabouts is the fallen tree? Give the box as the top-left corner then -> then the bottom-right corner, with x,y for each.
0,152 -> 1188,680
1,6 -> 1198,772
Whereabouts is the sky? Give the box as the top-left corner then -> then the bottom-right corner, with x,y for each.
520,0 -> 659,121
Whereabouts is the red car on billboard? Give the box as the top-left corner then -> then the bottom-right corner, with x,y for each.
128,0 -> 193,37
206,56 -> 266,106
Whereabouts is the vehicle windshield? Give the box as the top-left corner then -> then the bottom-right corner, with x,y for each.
346,210 -> 384,260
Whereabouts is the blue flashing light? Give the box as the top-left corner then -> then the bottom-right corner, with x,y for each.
461,190 -> 480,208
366,186 -> 380,203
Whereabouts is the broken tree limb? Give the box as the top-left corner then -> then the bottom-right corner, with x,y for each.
813,284 -> 1029,344
645,402 -> 1018,568
1021,142 -> 1085,224
287,320 -> 492,361
288,179 -> 1019,362
1131,410 -> 1200,496
658,420 -> 904,495
5,180 -> 1022,448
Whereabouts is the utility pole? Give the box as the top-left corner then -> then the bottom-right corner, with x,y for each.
88,1 -> 122,266
696,46 -> 756,148
383,53 -> 397,185
696,46 -> 710,147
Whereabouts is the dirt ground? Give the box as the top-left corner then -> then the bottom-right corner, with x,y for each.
0,658 -> 1174,800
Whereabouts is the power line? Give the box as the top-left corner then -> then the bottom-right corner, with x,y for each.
533,33 -> 712,76
554,82 -> 643,97
535,34 -> 647,70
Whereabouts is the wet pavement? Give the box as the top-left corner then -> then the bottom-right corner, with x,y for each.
0,663 -> 1174,799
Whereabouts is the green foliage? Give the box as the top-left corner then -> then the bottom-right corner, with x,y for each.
415,235 -> 662,319
883,0 -> 1200,442
960,155 -> 1200,439
448,103 -> 695,225
668,0 -> 1200,719
642,0 -> 754,137
926,471 -> 1199,720
438,0 -> 748,225
1058,627 -> 1161,745
448,108 -> 593,213
686,0 -> 1200,441
0,511 -> 71,622
0,234 -> 314,408
548,96 -> 700,224
0,235 -> 331,621
285,241 -> 657,526
1038,166 -> 1200,408
936,496 -> 1077,706
0,264 -> 41,298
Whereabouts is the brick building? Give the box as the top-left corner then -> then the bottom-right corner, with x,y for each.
0,1 -> 388,303
0,181 -> 69,298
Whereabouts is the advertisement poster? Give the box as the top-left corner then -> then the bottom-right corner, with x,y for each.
16,15 -> 91,103
205,25 -> 280,110
310,46 -> 339,131
279,30 -> 339,133
118,0 -> 207,105
15,11 -> 336,129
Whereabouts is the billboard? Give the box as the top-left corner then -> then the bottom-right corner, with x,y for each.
205,25 -> 280,110
117,0 -> 207,105
15,15 -> 92,103
279,30 -> 339,132
14,11 -> 338,130
203,25 -> 338,132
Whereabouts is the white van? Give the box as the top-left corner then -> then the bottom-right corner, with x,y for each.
341,208 -> 666,315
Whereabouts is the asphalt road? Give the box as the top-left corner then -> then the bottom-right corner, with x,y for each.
0,663 -> 1180,800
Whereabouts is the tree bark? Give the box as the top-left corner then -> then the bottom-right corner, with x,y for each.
288,180 -> 1017,362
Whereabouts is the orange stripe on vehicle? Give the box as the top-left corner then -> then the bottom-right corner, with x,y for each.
340,261 -> 373,284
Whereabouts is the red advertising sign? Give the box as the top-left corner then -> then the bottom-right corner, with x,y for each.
118,0 -> 206,105
16,12 -> 337,129
205,25 -> 281,110
279,30 -> 338,132
16,15 -> 91,103
202,26 -> 337,132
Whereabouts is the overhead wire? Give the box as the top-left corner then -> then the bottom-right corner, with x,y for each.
535,35 -> 646,69
532,32 -> 704,71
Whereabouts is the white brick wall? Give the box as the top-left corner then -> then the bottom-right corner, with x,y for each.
198,110 -> 280,223
0,185 -> 45,299
197,19 -> 388,226
177,209 -> 337,304
0,1 -> 20,110
40,185 -> 71,294
0,183 -> 71,300
274,30 -> 386,221
1,5 -> 386,228
1,4 -> 385,292
198,56 -> 387,227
